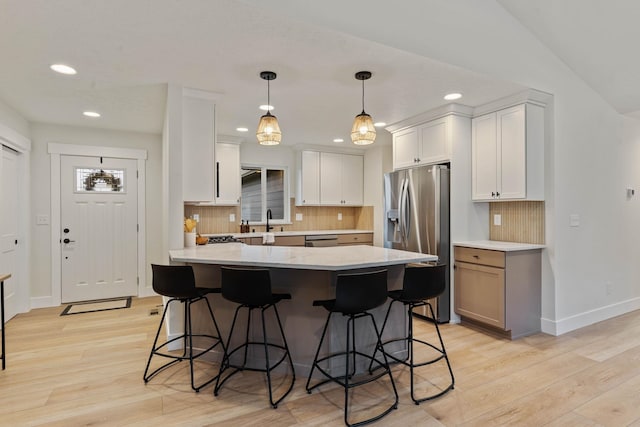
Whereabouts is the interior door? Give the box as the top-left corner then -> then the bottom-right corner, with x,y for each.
0,147 -> 19,320
61,155 -> 138,303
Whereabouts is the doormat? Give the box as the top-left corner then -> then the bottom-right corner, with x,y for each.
61,297 -> 131,316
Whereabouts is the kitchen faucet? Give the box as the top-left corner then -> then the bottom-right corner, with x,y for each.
266,208 -> 273,232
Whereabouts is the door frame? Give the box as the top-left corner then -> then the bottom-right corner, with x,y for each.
0,123 -> 30,316
49,143 -> 148,307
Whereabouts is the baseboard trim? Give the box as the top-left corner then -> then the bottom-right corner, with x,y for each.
30,296 -> 55,309
541,296 -> 640,336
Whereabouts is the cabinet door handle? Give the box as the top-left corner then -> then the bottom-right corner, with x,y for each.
496,191 -> 500,198
216,162 -> 220,198
491,191 -> 495,198
473,255 -> 479,259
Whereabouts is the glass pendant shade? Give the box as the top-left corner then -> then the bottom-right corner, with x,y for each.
351,71 -> 376,145
256,112 -> 282,145
351,112 -> 376,145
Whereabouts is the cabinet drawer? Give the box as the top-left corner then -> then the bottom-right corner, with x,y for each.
454,246 -> 505,268
337,233 -> 373,245
248,235 -> 305,246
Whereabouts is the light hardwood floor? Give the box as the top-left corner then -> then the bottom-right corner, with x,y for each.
2,296 -> 640,426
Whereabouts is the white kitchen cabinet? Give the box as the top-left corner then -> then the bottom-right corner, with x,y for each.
296,150 -> 320,205
392,116 -> 450,170
471,103 -> 544,201
182,92 -> 215,202
320,152 -> 363,206
214,142 -> 240,205
181,88 -> 241,205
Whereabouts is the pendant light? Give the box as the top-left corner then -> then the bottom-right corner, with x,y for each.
256,71 -> 282,145
351,71 -> 376,145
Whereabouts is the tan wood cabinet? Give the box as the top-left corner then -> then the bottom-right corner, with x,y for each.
454,245 -> 541,339
337,233 -> 373,246
248,235 -> 306,247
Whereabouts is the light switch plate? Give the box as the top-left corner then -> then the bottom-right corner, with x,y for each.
229,213 -> 236,222
338,213 -> 343,221
493,214 -> 501,226
295,213 -> 303,221
36,214 -> 49,225
569,214 -> 580,227
192,214 -> 200,222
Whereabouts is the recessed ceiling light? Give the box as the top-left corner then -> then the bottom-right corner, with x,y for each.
374,122 -> 386,127
83,111 -> 101,118
333,138 -> 344,143
236,127 -> 249,132
444,92 -> 462,101
259,105 -> 274,111
50,64 -> 77,75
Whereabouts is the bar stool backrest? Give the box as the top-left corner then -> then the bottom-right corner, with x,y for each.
220,267 -> 273,306
334,269 -> 388,314
401,264 -> 447,301
151,264 -> 198,299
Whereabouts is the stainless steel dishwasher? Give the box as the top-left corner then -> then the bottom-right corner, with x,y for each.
305,234 -> 338,247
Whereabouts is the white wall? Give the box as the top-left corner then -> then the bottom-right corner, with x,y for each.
29,123 -> 163,300
253,0 -> 640,334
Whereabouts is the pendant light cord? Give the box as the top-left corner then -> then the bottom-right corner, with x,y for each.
361,78 -> 365,114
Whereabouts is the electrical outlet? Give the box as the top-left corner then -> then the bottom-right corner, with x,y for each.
229,213 -> 236,222
493,214 -> 501,226
295,213 -> 303,221
338,213 -> 343,221
605,281 -> 613,296
192,214 -> 199,222
569,214 -> 580,227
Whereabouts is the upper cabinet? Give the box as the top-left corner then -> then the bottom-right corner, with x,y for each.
320,152 -> 363,206
471,103 -> 544,201
181,89 -> 240,205
297,150 -> 320,205
182,91 -> 215,202
393,116 -> 451,169
214,141 -> 240,205
296,150 -> 363,206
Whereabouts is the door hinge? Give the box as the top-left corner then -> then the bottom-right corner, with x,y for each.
137,224 -> 139,232
136,170 -> 139,178
137,276 -> 139,285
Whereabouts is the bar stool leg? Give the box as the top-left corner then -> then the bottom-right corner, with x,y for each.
305,312 -> 333,392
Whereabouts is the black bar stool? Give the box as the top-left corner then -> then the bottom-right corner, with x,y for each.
143,264 -> 226,392
214,267 -> 295,409
306,269 -> 398,427
372,264 -> 454,404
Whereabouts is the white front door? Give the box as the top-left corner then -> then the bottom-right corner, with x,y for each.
1,147 -> 19,320
61,155 -> 138,303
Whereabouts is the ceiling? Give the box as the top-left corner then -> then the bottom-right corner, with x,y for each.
0,1 -> 636,146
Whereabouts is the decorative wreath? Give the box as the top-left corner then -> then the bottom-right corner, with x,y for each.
84,169 -> 122,191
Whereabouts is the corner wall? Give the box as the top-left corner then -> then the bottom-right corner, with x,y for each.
29,123 -> 163,302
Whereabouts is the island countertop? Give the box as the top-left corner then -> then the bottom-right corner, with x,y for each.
169,242 -> 435,270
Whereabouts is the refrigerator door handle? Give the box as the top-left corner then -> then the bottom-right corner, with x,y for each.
398,177 -> 406,246
400,177 -> 410,245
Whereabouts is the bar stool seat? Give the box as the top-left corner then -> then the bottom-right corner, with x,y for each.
214,267 -> 295,409
143,264 -> 226,392
306,269 -> 398,427
372,264 -> 455,404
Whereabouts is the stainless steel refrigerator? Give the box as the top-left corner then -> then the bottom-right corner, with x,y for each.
383,164 -> 450,322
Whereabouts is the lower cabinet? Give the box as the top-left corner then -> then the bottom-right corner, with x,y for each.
247,235 -> 306,246
337,233 -> 373,246
454,246 -> 541,339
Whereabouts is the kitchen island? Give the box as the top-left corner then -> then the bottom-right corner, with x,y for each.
169,243 -> 436,375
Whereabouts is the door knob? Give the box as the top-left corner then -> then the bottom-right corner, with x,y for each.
63,238 -> 75,244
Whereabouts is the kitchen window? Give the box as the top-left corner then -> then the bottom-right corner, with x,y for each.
240,166 -> 289,224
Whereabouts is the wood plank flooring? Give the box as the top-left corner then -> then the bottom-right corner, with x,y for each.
1,296 -> 640,426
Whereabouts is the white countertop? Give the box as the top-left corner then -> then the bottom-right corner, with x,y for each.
170,242 -> 435,270
204,229 -> 373,239
453,240 -> 545,251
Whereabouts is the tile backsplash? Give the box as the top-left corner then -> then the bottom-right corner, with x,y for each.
185,199 -> 373,234
489,201 -> 545,244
